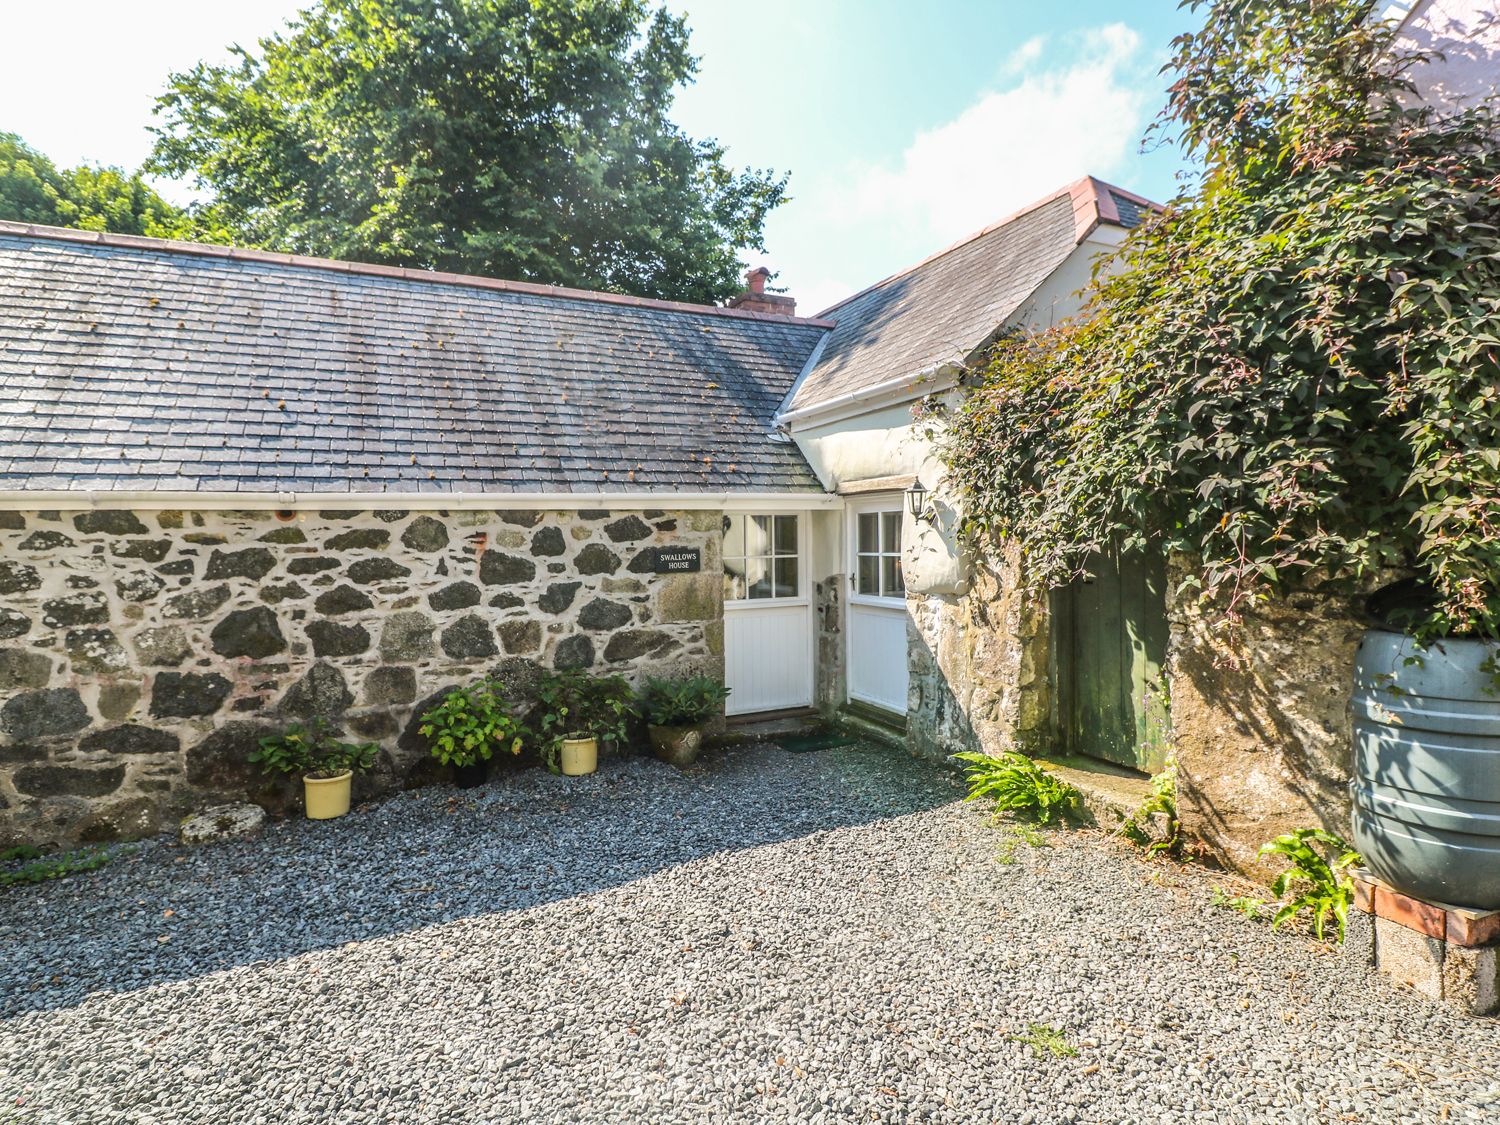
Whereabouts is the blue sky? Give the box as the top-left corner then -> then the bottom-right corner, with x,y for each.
1,0 -> 1196,314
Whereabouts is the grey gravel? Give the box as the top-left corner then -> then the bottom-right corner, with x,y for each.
2,741 -> 1498,1124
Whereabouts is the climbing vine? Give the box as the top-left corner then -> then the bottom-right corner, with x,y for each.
925,0 -> 1500,641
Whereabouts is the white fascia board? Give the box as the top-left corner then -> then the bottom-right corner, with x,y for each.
0,490 -> 844,513
776,362 -> 960,432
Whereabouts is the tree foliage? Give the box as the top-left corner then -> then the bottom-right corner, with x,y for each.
0,133 -> 183,235
928,0 -> 1500,639
148,0 -> 787,303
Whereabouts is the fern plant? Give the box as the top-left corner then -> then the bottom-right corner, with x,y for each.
953,752 -> 1080,825
1258,828 -> 1362,942
1210,885 -> 1267,921
1123,760 -> 1180,856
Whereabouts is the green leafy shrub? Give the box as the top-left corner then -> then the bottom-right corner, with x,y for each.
924,0 -> 1500,643
529,670 -> 639,772
953,751 -> 1080,824
639,676 -> 729,727
1259,827 -> 1362,942
250,718 -> 378,779
418,681 -> 524,769
532,670 -> 637,743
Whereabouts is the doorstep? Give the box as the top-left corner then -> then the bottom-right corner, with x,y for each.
717,708 -> 822,745
1034,754 -> 1154,829
836,702 -> 906,748
1350,869 -> 1500,1016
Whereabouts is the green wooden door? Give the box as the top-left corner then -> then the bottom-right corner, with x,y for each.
1056,550 -> 1170,773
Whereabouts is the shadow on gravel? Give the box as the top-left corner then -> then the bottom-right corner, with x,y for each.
0,740 -> 961,1019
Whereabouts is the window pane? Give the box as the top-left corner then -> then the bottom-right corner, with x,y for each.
722,513 -> 745,560
773,515 -> 798,557
722,561 -> 747,602
745,556 -> 773,599
882,555 -> 905,597
774,556 -> 798,598
857,512 -> 879,553
881,511 -> 901,553
857,555 -> 879,595
747,515 -> 773,558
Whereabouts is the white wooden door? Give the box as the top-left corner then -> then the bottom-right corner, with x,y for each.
846,499 -> 909,714
723,513 -> 813,716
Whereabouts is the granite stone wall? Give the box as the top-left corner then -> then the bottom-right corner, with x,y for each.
904,544 -> 1050,761
1166,559 -> 1371,877
0,507 -> 722,847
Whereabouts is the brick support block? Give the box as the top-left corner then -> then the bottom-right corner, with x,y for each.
1374,887 -> 1447,939
1373,917 -> 1445,999
1448,906 -> 1500,949
1442,946 -> 1500,1017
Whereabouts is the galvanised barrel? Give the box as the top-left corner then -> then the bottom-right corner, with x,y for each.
1350,630 -> 1500,910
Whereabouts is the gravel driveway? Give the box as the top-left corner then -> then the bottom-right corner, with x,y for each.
2,740 -> 1498,1124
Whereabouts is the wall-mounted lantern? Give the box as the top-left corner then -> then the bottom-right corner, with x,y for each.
905,480 -> 930,523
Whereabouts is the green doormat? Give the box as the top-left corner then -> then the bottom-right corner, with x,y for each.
777,733 -> 859,754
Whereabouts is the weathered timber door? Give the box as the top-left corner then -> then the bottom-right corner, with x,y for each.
1056,549 -> 1170,772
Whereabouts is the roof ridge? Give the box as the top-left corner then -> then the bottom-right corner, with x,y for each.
813,174 -> 1160,319
0,219 -> 837,329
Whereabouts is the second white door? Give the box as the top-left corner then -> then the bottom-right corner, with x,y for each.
846,500 -> 909,715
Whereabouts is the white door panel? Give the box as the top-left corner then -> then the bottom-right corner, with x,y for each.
725,605 -> 813,715
847,603 -> 909,713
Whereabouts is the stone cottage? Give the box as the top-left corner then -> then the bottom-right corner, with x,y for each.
0,223 -> 847,845
0,177 -> 1189,852
0,150 -> 1462,875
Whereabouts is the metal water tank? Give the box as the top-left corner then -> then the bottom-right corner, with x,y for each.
1350,629 -> 1500,910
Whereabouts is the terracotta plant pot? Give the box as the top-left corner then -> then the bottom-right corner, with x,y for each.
560,736 -> 598,776
648,724 -> 704,768
303,770 -> 352,820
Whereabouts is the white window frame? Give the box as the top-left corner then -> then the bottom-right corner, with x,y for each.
723,512 -> 807,609
847,496 -> 906,609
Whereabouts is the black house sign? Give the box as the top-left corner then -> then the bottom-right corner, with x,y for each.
652,547 -> 701,574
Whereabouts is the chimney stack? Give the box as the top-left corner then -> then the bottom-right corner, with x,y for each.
726,267 -> 796,317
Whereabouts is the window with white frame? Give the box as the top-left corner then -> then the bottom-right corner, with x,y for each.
855,509 -> 904,598
723,514 -> 799,601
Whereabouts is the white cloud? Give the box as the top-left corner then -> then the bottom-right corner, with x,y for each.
1003,35 -> 1049,74
817,23 -> 1151,251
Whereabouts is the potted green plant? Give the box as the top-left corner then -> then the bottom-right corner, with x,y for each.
639,675 -> 730,768
418,680 -> 523,788
531,670 -> 639,776
249,718 -> 379,820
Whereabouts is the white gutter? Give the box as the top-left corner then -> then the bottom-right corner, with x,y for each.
775,361 -> 960,431
0,490 -> 845,513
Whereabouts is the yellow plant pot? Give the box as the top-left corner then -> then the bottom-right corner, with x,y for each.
303,770 -> 353,820
560,737 -> 598,777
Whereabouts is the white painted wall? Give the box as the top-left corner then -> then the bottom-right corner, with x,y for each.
788,232 -> 1126,599
1390,0 -> 1500,114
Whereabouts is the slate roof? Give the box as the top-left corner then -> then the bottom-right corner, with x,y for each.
784,177 -> 1156,416
0,225 -> 832,495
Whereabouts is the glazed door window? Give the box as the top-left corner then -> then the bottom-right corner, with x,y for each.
854,509 -> 904,599
723,514 -> 800,602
